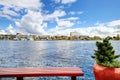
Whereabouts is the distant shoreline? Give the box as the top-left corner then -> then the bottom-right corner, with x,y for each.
0,39 -> 120,41
0,34 -> 120,41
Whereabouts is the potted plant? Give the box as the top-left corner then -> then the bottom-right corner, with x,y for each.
92,38 -> 120,80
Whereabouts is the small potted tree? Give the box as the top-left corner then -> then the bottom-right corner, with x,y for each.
92,38 -> 120,80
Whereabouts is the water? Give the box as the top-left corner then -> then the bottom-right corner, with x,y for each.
0,40 -> 120,80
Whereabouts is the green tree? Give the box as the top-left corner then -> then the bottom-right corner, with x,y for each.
92,38 -> 120,67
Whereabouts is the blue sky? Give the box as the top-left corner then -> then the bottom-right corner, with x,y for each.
0,0 -> 120,37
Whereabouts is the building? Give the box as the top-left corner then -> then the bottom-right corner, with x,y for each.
70,32 -> 77,37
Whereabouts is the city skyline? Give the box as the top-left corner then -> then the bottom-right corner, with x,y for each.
0,0 -> 120,38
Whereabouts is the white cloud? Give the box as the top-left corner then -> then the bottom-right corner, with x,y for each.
52,0 -> 76,4
6,24 -> 17,34
79,22 -> 120,37
0,0 -> 42,20
63,17 -> 79,20
69,11 -> 83,15
0,6 -> 19,21
48,27 -> 72,36
0,24 -> 16,34
107,20 -> 120,34
0,0 -> 42,11
0,30 -> 6,34
107,20 -> 120,28
15,10 -> 47,35
45,10 -> 66,21
56,18 -> 74,27
58,20 -> 74,27
87,26 -> 115,37
0,13 -> 12,20
62,0 -> 76,4
48,20 -> 120,38
78,11 -> 83,15
0,6 -> 19,16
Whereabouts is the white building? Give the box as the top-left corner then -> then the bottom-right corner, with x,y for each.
70,32 -> 77,37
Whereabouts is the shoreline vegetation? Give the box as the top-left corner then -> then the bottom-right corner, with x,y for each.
0,33 -> 120,41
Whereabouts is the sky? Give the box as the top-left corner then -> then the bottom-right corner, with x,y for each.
0,0 -> 120,37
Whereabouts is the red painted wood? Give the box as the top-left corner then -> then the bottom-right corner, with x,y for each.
0,67 -> 83,77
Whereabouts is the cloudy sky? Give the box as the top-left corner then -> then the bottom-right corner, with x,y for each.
0,0 -> 120,37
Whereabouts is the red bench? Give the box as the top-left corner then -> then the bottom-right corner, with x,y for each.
0,67 -> 83,80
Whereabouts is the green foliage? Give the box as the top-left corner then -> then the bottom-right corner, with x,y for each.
92,38 -> 120,68
100,60 -> 120,68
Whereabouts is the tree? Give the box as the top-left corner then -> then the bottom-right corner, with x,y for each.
92,38 -> 120,67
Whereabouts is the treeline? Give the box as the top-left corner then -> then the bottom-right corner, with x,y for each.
0,34 -> 120,41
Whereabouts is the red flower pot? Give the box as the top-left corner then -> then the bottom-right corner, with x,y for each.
93,63 -> 120,80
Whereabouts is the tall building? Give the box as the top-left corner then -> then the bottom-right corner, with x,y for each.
70,32 -> 77,37
117,34 -> 120,40
117,34 -> 120,38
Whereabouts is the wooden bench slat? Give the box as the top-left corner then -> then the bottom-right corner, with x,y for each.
0,67 -> 83,77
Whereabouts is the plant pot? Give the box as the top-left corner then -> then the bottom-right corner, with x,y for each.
93,63 -> 120,80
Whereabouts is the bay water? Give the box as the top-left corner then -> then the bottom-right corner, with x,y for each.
0,40 -> 120,80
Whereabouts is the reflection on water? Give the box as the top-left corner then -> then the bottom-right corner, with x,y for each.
0,40 -> 120,80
